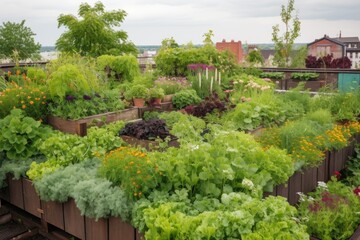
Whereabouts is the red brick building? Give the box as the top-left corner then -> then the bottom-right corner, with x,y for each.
216,39 -> 244,63
307,35 -> 345,58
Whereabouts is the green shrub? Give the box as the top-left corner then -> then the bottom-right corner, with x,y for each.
124,84 -> 149,100
48,64 -> 91,99
259,72 -> 284,79
26,67 -> 47,85
291,72 -> 319,81
97,54 -> 140,82
172,89 -> 201,109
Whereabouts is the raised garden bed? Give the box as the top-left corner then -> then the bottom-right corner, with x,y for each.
0,176 -> 138,240
264,134 -> 359,205
47,108 -> 140,136
286,79 -> 326,91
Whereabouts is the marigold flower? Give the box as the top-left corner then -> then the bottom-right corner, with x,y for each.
30,101 -> 34,105
22,105 -> 26,109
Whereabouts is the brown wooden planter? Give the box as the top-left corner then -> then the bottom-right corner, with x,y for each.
86,217 -> 108,240
286,79 -> 326,91
276,184 -> 289,199
121,135 -> 180,151
288,172 -> 302,205
7,174 -> 24,209
63,198 -> 85,239
109,217 -> 135,240
317,153 -> 328,182
301,166 -> 318,194
41,200 -> 64,230
22,178 -> 41,218
138,102 -> 173,118
47,108 -> 140,136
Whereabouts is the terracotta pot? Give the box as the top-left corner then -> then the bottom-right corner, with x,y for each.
152,98 -> 162,105
133,98 -> 145,107
163,94 -> 174,103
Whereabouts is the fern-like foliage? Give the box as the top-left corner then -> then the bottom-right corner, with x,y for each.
73,178 -> 133,221
33,158 -> 100,202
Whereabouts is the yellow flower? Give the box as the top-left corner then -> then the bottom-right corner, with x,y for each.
22,105 -> 26,109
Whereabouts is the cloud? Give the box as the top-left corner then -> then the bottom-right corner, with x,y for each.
0,0 -> 359,45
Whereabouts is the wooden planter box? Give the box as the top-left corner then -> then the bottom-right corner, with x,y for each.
86,217 -> 108,240
41,200 -> 64,230
22,178 -> 41,218
109,217 -> 135,240
7,174 -> 24,209
63,198 -> 85,239
48,108 -> 140,136
286,79 -> 326,91
121,135 -> 180,151
264,138 -> 358,205
138,102 -> 173,118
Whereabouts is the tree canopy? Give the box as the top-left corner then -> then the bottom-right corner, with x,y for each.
272,0 -> 301,67
0,20 -> 41,61
56,1 -> 137,57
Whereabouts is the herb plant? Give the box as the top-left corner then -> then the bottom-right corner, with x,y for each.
99,147 -> 160,199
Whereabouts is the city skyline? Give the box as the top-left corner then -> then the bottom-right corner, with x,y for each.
1,0 -> 360,46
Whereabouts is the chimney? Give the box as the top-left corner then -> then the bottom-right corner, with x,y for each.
339,30 -> 342,38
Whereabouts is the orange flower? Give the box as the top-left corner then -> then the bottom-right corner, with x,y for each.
29,101 -> 34,105
22,105 -> 26,109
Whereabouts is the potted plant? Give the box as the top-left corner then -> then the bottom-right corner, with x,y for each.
149,87 -> 165,105
124,84 -> 149,107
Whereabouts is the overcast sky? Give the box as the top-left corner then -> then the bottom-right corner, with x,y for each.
1,0 -> 360,46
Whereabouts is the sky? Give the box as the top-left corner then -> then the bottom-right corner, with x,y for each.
1,0 -> 360,46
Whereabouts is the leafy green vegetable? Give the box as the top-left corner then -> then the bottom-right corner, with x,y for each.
0,109 -> 51,160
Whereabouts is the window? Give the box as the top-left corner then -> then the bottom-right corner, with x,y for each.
316,46 -> 331,55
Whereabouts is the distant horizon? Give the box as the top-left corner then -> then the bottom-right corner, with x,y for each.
40,43 -> 308,52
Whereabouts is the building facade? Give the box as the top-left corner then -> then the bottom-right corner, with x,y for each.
215,39 -> 244,63
307,35 -> 345,59
308,34 -> 360,69
332,37 -> 360,69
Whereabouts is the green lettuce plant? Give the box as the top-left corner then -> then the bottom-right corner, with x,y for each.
0,109 -> 51,160
27,123 -> 124,180
172,89 -> 201,109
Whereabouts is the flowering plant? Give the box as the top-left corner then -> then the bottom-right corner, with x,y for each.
298,179 -> 360,240
99,147 -> 160,199
0,85 -> 47,121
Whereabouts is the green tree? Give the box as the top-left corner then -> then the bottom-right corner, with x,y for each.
56,1 -> 137,57
272,0 -> 301,67
161,37 -> 179,49
247,49 -> 264,65
290,45 -> 307,68
0,20 -> 41,61
203,29 -> 214,46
